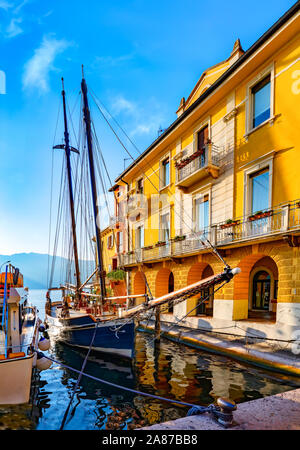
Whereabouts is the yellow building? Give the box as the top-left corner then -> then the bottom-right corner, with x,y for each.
109,3 -> 300,344
100,226 -> 116,274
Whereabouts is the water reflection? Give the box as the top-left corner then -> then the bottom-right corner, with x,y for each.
1,289 -> 300,430
35,331 -> 300,430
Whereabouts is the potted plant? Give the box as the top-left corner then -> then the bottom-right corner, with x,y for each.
107,269 -> 126,282
172,235 -> 186,242
175,155 -> 192,170
220,219 -> 240,229
155,241 -> 166,247
142,245 -> 154,250
248,210 -> 273,221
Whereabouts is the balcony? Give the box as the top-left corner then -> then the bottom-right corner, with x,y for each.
118,200 -> 300,267
175,143 -> 220,188
216,200 -> 300,246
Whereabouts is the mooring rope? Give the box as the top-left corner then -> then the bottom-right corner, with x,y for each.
59,319 -> 100,430
44,353 -> 206,411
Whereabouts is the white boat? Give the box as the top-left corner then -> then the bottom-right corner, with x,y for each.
0,265 -> 41,404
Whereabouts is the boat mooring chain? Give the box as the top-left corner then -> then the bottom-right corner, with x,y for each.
43,353 -> 237,428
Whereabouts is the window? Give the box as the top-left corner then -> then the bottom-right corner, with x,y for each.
160,212 -> 170,242
161,157 -> 170,188
107,235 -> 113,249
251,75 -> 271,128
197,125 -> 209,166
194,194 -> 209,232
137,178 -> 143,194
197,125 -> 209,150
250,168 -> 269,213
117,231 -> 123,253
136,225 -> 144,249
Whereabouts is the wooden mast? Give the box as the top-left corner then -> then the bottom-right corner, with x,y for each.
81,67 -> 106,304
60,78 -> 81,302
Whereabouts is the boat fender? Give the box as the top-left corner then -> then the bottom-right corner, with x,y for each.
36,352 -> 52,371
39,324 -> 46,333
38,337 -> 51,351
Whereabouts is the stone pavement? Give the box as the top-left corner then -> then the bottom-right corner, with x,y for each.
142,388 -> 300,430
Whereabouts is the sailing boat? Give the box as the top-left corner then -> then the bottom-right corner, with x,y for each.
45,71 -> 241,359
45,75 -> 137,358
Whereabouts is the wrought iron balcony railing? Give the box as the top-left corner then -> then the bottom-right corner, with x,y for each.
175,144 -> 220,187
118,199 -> 300,266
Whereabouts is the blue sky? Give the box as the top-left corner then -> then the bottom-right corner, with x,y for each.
0,0 -> 296,255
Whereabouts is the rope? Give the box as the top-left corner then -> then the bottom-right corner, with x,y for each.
44,353 -> 206,410
59,320 -> 100,430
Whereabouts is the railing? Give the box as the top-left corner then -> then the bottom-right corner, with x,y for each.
119,200 -> 300,266
216,201 -> 298,245
176,144 -> 220,184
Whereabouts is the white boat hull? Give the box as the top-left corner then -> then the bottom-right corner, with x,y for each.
0,354 -> 34,405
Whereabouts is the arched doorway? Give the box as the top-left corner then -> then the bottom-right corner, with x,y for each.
155,268 -> 174,315
234,253 -> 278,321
197,265 -> 214,316
249,256 -> 278,321
133,271 -> 147,306
186,263 -> 214,317
252,271 -> 271,311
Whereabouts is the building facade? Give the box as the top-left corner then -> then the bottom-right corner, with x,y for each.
108,4 -> 300,345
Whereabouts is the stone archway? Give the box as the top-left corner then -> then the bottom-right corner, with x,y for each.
249,256 -> 278,321
155,268 -> 174,314
234,253 -> 279,321
133,271 -> 147,306
186,262 -> 214,316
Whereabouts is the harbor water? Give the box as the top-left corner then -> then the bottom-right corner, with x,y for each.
0,289 -> 299,430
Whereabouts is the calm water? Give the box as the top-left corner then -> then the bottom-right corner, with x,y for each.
0,289 -> 299,430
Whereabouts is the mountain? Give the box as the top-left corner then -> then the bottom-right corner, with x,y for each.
0,253 -> 94,289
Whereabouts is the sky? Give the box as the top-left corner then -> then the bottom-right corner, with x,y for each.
0,0 -> 296,255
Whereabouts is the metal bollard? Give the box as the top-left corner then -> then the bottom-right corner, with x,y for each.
187,397 -> 236,428
210,398 -> 237,428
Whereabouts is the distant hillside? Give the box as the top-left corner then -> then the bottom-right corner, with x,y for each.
0,253 -> 94,289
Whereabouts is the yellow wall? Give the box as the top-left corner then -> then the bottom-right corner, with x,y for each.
100,227 -> 116,273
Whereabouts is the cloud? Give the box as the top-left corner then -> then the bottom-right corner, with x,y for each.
6,17 -> 23,38
0,1 -> 30,39
110,95 -> 166,138
111,95 -> 137,115
22,35 -> 71,93
13,0 -> 29,14
0,1 -> 13,10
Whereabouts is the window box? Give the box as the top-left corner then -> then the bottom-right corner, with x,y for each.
175,148 -> 205,170
220,219 -> 240,229
248,210 -> 273,221
171,235 -> 186,242
175,156 -> 190,169
127,250 -> 134,255
155,241 -> 166,247
142,245 -> 153,250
